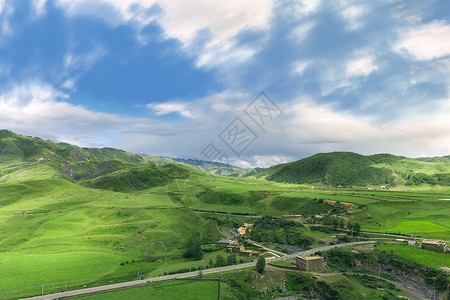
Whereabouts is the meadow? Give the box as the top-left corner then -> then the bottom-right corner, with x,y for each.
377,245 -> 450,269
0,159 -> 449,298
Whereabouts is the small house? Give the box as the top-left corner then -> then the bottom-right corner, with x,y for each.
216,239 -> 237,248
296,255 -> 326,271
227,245 -> 245,253
422,240 -> 447,253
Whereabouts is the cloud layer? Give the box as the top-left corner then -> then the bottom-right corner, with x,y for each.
0,0 -> 449,167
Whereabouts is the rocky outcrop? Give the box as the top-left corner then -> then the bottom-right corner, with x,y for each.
69,150 -> 90,162
61,162 -> 118,182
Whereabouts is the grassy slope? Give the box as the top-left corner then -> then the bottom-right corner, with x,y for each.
81,163 -> 193,192
160,170 -> 450,240
249,152 -> 450,187
0,177 -> 448,298
377,245 -> 450,269
0,129 -> 146,164
1,132 -> 449,298
0,163 -> 221,299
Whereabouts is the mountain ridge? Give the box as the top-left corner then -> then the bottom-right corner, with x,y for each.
247,151 -> 450,186
1,130 -> 449,187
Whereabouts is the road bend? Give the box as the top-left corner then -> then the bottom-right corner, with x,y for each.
23,241 -> 376,300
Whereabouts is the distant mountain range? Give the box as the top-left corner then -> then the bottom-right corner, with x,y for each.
1,130 -> 449,187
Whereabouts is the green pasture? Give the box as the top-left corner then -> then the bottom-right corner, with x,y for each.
0,160 -> 449,298
377,245 -> 450,269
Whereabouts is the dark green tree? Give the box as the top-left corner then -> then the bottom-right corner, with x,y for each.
227,253 -> 237,265
348,222 -> 361,236
183,233 -> 203,260
353,222 -> 361,235
256,256 -> 266,274
215,254 -> 225,267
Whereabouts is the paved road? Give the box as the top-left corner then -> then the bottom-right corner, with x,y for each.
22,241 -> 375,300
248,241 -> 286,257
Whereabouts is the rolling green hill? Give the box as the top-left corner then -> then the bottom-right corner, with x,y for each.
249,152 -> 450,186
1,130 -> 450,299
81,164 -> 193,192
0,129 -> 146,164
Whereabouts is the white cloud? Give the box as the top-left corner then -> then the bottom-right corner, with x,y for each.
0,0 -> 13,36
293,61 -> 309,76
58,46 -> 107,91
33,0 -> 47,17
339,5 -> 366,30
2,82 -> 448,167
290,21 -> 315,43
396,20 -> 450,61
0,82 -> 128,144
155,0 -> 273,48
346,55 -> 377,77
253,155 -> 291,168
56,0 -> 157,27
283,98 -> 450,157
63,47 -> 107,72
147,102 -> 194,118
295,0 -> 321,15
56,0 -> 274,69
61,78 -> 76,90
318,49 -> 378,95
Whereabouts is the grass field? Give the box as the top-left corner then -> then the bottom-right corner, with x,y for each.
76,280 -> 218,300
377,245 -> 450,269
0,159 -> 450,298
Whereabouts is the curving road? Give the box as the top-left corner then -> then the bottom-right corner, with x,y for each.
22,241 -> 376,300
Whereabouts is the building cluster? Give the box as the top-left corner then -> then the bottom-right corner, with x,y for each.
407,239 -> 449,253
216,239 -> 255,257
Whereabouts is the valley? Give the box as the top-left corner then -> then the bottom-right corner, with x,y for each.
0,131 -> 449,299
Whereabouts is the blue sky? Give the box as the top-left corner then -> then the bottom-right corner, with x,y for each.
1,0 -> 449,167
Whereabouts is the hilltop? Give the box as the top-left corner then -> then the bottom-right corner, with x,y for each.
0,129 -> 146,165
247,152 -> 450,186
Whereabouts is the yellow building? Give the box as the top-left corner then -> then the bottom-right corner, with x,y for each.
237,223 -> 253,236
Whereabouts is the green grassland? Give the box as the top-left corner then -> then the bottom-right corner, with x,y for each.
249,152 -> 450,186
377,245 -> 450,269
1,161 -> 449,297
168,173 -> 450,239
1,131 -> 450,298
76,280 -> 218,300
0,164 -> 221,298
